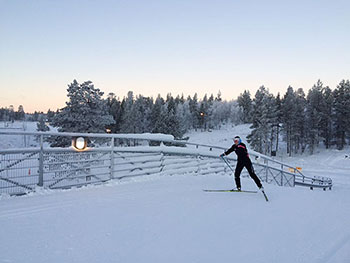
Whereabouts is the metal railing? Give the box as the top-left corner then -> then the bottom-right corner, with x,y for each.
0,131 -> 333,195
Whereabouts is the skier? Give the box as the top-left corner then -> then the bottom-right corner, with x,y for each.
220,136 -> 264,191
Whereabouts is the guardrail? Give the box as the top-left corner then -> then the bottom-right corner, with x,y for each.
0,131 -> 332,195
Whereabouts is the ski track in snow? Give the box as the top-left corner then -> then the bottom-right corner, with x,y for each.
0,201 -> 74,219
317,234 -> 350,263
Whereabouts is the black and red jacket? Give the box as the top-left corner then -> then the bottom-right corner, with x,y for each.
224,142 -> 251,163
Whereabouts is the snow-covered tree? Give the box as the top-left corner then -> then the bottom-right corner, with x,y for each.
106,93 -> 123,133
176,101 -> 192,137
320,86 -> 333,149
333,80 -> 350,149
50,80 -> 115,147
273,93 -> 283,154
150,95 -> 165,133
46,109 -> 56,122
165,95 -> 183,138
210,100 -> 226,128
36,114 -> 50,142
293,88 -> 307,154
247,86 -> 276,155
120,95 -> 153,134
188,93 -> 199,130
228,100 -> 241,125
16,105 -> 25,120
37,115 -> 50,132
306,81 -> 324,154
120,91 -> 136,133
237,90 -> 252,123
199,94 -> 209,130
281,86 -> 298,156
215,90 -> 222,102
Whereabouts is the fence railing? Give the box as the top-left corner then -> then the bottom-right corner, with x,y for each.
0,131 -> 333,195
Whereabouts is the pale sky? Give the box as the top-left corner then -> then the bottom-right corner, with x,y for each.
1,0 -> 349,112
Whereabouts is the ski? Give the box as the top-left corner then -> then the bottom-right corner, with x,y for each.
203,189 -> 257,193
204,189 -> 269,201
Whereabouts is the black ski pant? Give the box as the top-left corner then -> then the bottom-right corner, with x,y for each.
234,160 -> 262,189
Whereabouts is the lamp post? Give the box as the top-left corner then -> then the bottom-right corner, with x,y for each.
200,112 -> 204,131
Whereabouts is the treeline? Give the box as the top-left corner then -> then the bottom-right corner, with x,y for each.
239,79 -> 350,155
47,80 -> 240,146
0,106 -> 56,122
105,91 -> 240,139
6,78 -> 350,154
0,105 -> 25,121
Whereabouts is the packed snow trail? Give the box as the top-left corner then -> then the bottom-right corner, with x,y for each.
1,174 -> 349,263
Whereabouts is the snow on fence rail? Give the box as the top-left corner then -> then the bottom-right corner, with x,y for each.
0,131 -> 332,195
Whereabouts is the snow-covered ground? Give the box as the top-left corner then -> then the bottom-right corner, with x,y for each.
0,121 -> 56,149
1,124 -> 350,263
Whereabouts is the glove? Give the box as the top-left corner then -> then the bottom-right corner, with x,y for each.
220,153 -> 225,158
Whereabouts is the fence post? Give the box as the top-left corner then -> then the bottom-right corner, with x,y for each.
38,134 -> 44,187
110,137 -> 114,180
281,170 -> 283,186
160,152 -> 165,173
196,154 -> 201,175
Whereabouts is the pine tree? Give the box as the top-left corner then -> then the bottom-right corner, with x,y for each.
199,94 -> 211,131
294,88 -> 307,153
37,115 -> 50,132
320,86 -> 333,148
46,109 -> 56,122
188,94 -> 199,130
176,101 -> 191,137
36,115 -> 50,142
333,80 -> 350,149
344,80 -> 350,145
120,91 -> 135,133
237,90 -> 252,123
207,94 -> 214,129
50,80 -> 115,147
228,100 -> 241,125
274,93 -> 283,154
106,93 -> 123,133
247,86 -> 275,155
8,105 -> 15,122
0,108 -> 7,121
215,90 -> 222,102
151,95 -> 166,134
281,86 -> 297,156
16,105 -> 25,120
175,94 -> 185,105
165,95 -> 183,138
306,80 -> 324,154
152,103 -> 170,136
210,101 -> 223,129
130,95 -> 152,133
32,111 -> 40,121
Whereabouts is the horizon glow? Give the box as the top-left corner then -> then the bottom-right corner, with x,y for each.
1,0 -> 349,113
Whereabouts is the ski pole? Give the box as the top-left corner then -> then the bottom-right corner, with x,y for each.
220,156 -> 235,173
